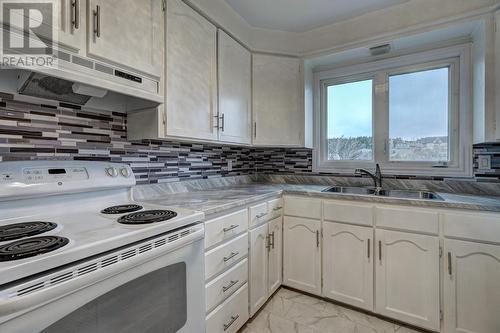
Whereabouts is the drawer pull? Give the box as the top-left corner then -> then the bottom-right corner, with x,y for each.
367,238 -> 370,259
448,252 -> 452,276
223,252 -> 239,262
223,225 -> 239,233
223,314 -> 239,331
222,280 -> 239,292
272,206 -> 283,211
256,212 -> 268,219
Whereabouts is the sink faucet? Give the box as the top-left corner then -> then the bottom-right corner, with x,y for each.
355,164 -> 383,193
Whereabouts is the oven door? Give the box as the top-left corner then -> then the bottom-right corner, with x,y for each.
0,224 -> 205,333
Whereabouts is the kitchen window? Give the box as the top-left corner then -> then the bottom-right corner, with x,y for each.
314,45 -> 471,177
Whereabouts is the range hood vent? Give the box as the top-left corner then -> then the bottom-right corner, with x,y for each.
17,72 -> 102,105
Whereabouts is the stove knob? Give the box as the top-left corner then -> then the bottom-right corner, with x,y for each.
105,167 -> 118,177
120,167 -> 131,178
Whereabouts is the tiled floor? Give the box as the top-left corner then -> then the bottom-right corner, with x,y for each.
239,288 -> 423,333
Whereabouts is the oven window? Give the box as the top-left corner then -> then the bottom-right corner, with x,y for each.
42,262 -> 187,333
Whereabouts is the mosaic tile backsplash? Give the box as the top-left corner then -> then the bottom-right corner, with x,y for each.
1,94 -> 499,185
0,97 -> 254,184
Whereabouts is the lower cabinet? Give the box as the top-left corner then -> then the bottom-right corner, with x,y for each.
283,216 -> 321,295
268,217 -> 283,295
322,222 -> 373,311
444,240 -> 500,333
206,283 -> 249,333
249,217 -> 283,317
375,229 -> 440,331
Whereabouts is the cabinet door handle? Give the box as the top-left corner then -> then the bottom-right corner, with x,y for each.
214,115 -> 220,128
367,239 -> 370,259
223,314 -> 239,331
447,252 -> 452,276
93,5 -> 101,38
378,240 -> 382,262
266,234 -> 270,250
222,280 -> 239,292
316,230 -> 320,248
254,122 -> 257,138
223,224 -> 238,233
223,251 -> 239,262
220,113 -> 225,132
271,231 -> 275,249
71,0 -> 80,30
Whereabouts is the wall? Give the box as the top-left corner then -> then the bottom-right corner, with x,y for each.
0,95 -> 254,185
1,93 -> 499,186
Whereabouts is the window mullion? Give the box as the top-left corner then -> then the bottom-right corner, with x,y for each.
373,71 -> 389,166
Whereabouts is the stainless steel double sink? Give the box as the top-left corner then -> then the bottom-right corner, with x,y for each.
322,186 -> 443,201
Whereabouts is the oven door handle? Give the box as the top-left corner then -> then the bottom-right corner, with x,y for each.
0,225 -> 204,319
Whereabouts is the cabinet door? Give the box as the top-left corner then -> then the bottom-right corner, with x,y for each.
249,223 -> 269,317
87,0 -> 163,77
58,0 -> 85,52
444,240 -> 500,333
375,229 -> 440,331
218,30 -> 251,144
252,54 -> 303,146
165,0 -> 218,141
268,217 -> 282,295
323,222 -> 373,311
283,216 -> 321,295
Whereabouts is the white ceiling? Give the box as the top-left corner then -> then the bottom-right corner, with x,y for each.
225,0 -> 410,33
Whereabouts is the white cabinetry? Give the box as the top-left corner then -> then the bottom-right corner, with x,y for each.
218,30 -> 252,144
249,223 -> 269,315
268,217 -> 282,295
252,54 -> 304,146
58,0 -> 86,52
443,240 -> 500,333
322,222 -> 373,311
87,0 -> 163,77
283,216 -> 321,295
165,0 -> 218,141
248,199 -> 283,317
375,229 -> 440,331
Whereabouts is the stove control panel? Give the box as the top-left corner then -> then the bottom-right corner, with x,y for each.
22,167 -> 89,183
0,161 -> 136,201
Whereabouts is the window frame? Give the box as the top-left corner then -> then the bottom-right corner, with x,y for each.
313,44 -> 472,177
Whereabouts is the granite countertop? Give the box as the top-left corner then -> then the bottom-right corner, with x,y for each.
137,183 -> 500,216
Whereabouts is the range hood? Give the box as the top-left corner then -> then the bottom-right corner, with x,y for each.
0,50 -> 163,110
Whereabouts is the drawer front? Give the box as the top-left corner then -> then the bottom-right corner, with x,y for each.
206,283 -> 249,333
268,197 -> 284,220
205,209 -> 248,249
284,196 -> 321,219
205,233 -> 248,280
375,206 -> 439,235
206,258 -> 248,313
444,212 -> 500,244
249,202 -> 268,227
324,201 -> 373,226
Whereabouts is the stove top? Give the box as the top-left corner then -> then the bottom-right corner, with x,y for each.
0,161 -> 204,285
117,210 -> 178,224
101,204 -> 143,215
0,221 -> 57,242
0,236 -> 69,262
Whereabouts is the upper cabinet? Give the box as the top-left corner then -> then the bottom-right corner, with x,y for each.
218,30 -> 252,144
87,0 -> 164,77
57,0 -> 86,52
164,0 -> 218,141
252,54 -> 304,147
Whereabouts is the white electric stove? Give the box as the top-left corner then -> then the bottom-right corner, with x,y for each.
0,161 -> 206,333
